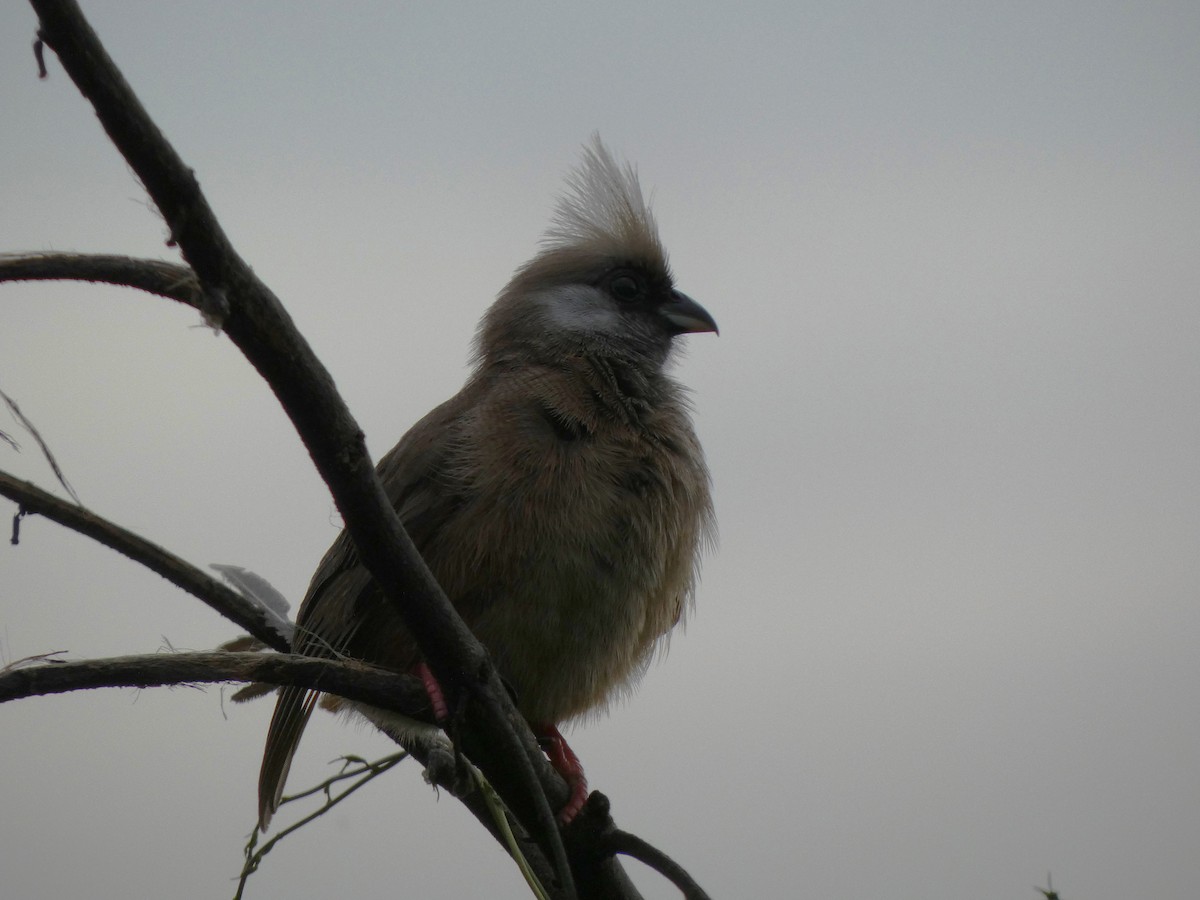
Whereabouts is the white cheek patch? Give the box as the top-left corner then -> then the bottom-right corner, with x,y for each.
538,286 -> 622,337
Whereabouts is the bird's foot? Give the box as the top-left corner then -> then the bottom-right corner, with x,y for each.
413,661 -> 450,723
535,723 -> 589,825
413,669 -> 587,823
423,739 -> 475,797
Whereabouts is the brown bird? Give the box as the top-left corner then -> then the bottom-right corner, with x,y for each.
257,136 -> 716,829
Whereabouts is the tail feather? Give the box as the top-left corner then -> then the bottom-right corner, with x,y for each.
257,685 -> 319,830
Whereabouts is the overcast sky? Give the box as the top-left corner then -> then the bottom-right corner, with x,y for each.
3,2 -> 1199,898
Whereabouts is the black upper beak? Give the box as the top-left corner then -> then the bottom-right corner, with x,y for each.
660,290 -> 719,336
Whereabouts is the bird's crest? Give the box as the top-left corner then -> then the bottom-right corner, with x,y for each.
542,135 -> 669,275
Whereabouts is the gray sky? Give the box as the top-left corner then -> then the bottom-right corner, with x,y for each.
3,2 -> 1199,898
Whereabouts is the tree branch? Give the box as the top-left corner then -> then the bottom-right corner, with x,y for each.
0,649 -> 583,899
0,476 -> 573,867
0,252 -> 201,307
0,469 -> 584,837
28,2 -> 573,891
2,647 -> 702,899
607,830 -> 714,900
0,650 -> 429,709
0,246 -> 598,890
0,470 -> 291,651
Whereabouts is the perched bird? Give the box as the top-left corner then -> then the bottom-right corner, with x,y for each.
257,136 -> 716,829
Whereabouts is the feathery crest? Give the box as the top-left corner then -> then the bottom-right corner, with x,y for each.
543,135 -> 667,270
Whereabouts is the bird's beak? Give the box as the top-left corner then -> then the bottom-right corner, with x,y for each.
661,290 -> 719,336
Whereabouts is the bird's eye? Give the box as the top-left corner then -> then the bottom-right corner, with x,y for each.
609,274 -> 642,302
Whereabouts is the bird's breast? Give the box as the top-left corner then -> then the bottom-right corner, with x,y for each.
420,385 -> 710,724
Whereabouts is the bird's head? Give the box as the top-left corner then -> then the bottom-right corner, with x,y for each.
476,136 -> 716,374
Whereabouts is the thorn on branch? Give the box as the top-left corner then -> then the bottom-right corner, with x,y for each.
1037,872 -> 1060,899
199,286 -> 229,331
0,649 -> 68,673
11,505 -> 28,545
33,34 -> 48,79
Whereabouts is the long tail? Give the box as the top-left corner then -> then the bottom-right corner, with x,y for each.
257,685 -> 320,830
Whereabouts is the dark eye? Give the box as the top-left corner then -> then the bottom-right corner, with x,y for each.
608,274 -> 642,302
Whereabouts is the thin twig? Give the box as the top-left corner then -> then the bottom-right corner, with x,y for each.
471,763 -> 552,900
235,752 -> 409,899
0,470 -> 289,651
0,389 -> 80,505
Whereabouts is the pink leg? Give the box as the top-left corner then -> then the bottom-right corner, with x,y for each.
413,672 -> 587,823
535,723 -> 589,825
414,662 -> 449,723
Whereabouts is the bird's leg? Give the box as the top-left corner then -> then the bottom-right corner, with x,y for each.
414,661 -> 450,723
405,663 -> 477,798
535,723 -> 589,825
415,665 -> 587,824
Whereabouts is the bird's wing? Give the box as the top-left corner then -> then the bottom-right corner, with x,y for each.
256,392 -> 473,829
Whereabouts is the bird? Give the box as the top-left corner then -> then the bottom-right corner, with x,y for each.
255,136 -> 716,830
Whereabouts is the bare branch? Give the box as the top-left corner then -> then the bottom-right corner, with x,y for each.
0,470 -> 290,651
0,252 -> 200,307
0,648 -> 572,896
0,650 -> 431,711
27,6 -> 572,888
607,830 -> 713,900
